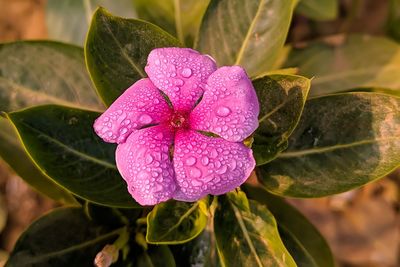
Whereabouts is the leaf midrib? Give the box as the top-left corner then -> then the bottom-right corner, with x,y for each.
279,136 -> 400,158
17,227 -> 122,264
234,0 -> 266,65
17,120 -> 117,170
155,202 -> 200,241
230,202 -> 264,267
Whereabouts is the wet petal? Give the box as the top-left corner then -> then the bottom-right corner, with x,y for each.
173,130 -> 255,201
94,78 -> 171,144
145,48 -> 217,111
190,66 -> 259,142
116,125 -> 176,206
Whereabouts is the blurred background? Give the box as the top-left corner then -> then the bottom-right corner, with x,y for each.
0,0 -> 398,266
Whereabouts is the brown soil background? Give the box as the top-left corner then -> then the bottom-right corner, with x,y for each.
0,0 -> 399,266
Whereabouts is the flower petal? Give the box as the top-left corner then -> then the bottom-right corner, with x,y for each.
189,66 -> 259,142
116,125 -> 176,206
173,130 -> 255,201
93,78 -> 171,144
145,48 -> 217,111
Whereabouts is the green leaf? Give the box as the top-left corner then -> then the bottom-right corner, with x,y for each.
146,199 -> 208,244
284,35 -> 400,97
7,105 -> 139,208
85,7 -> 181,105
5,207 -> 122,266
136,246 -> 176,267
244,185 -> 335,267
196,0 -> 296,77
258,92 -> 400,197
46,0 -> 136,45
214,191 -> 296,267
252,75 -> 310,166
296,0 -> 338,21
133,0 -> 210,46
0,41 -> 103,112
0,119 -> 76,204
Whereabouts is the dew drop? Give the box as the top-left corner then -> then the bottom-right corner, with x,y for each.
201,156 -> 209,166
145,154 -> 154,164
185,156 -> 196,166
216,106 -> 231,117
188,167 -> 202,178
175,79 -> 184,86
181,68 -> 192,78
155,59 -> 161,65
139,114 -> 152,124
216,165 -> 227,174
210,148 -> 218,158
155,132 -> 164,140
191,179 -> 203,186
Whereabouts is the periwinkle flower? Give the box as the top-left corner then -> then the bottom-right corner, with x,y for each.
94,48 -> 259,205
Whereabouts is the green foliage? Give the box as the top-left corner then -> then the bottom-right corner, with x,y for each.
244,185 -> 335,267
7,105 -> 138,208
133,0 -> 210,46
146,199 -> 208,244
252,74 -> 310,165
258,92 -> 400,197
5,207 -> 122,266
46,0 -> 136,45
214,191 -> 296,266
296,0 -> 338,21
196,0 -> 296,77
284,35 -> 400,97
85,7 -> 181,105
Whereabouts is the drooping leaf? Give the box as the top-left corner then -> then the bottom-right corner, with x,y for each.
258,92 -> 400,197
0,119 -> 76,204
146,199 -> 208,244
133,0 -> 210,46
7,105 -> 139,208
0,41 -> 101,204
244,185 -> 335,267
196,0 -> 296,77
284,35 -> 400,97
85,7 -> 181,105
0,41 -> 103,112
296,0 -> 338,21
5,207 -> 122,267
214,191 -> 296,267
252,74 -> 310,166
46,0 -> 136,45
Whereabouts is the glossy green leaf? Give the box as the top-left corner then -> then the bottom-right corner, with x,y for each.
85,7 -> 181,105
133,0 -> 210,46
296,0 -> 338,21
146,199 -> 208,244
252,74 -> 310,166
244,185 -> 335,267
284,35 -> 400,97
214,191 -> 296,267
46,0 -> 136,45
0,119 -> 76,204
8,105 -> 139,208
258,92 -> 400,197
5,207 -> 122,266
196,0 -> 296,77
0,41 -> 102,112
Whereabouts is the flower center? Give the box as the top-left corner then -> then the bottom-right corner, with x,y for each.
170,111 -> 189,129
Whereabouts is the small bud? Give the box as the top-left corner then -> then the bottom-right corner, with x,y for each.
94,244 -> 118,267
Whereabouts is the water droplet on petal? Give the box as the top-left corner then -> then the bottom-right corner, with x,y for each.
216,106 -> 231,117
185,156 -> 196,166
210,148 -> 218,158
188,167 -> 202,178
191,179 -> 203,186
181,68 -> 192,78
175,79 -> 184,86
201,156 -> 209,166
145,154 -> 154,164
155,59 -> 161,65
216,165 -> 227,174
155,132 -> 163,140
139,114 -> 152,124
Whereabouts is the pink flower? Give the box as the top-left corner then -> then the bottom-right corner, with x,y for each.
93,48 -> 259,206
